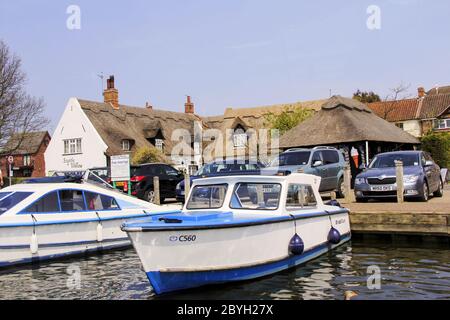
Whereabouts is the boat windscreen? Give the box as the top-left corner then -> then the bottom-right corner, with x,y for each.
187,184 -> 228,210
0,192 -> 33,215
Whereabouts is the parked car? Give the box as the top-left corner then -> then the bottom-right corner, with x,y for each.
354,151 -> 443,202
130,163 -> 184,203
175,159 -> 265,202
263,147 -> 346,197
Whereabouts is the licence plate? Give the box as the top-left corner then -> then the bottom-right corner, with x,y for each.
370,185 -> 394,191
115,182 -> 125,187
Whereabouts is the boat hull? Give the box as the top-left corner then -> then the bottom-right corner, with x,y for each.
0,214 -> 147,268
127,211 -> 351,294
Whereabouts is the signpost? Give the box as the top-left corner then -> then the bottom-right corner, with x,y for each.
7,156 -> 13,187
110,155 -> 131,195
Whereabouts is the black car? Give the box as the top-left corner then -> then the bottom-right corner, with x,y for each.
130,163 -> 184,203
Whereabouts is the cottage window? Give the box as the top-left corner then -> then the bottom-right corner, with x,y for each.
434,119 -> 450,129
122,140 -> 131,151
155,139 -> 164,151
64,138 -> 82,154
23,155 -> 31,166
395,123 -> 404,130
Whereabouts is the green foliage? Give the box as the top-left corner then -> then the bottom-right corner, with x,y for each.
353,90 -> 381,103
2,177 -> 28,187
420,131 -> 450,168
132,147 -> 167,165
264,106 -> 315,135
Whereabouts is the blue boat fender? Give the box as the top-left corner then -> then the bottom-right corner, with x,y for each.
327,227 -> 341,244
288,234 -> 304,255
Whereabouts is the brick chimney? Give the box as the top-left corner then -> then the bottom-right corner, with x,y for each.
184,95 -> 195,114
103,75 -> 119,110
418,87 -> 426,98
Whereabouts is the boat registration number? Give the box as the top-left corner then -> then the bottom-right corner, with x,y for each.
370,185 -> 394,191
169,235 -> 197,242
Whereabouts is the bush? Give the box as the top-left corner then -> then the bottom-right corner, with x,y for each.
2,177 -> 28,187
132,147 -> 168,165
264,106 -> 315,135
420,131 -> 450,168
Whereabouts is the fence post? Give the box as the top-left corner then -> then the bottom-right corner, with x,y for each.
395,160 -> 404,203
344,165 -> 354,203
153,176 -> 160,205
184,172 -> 190,203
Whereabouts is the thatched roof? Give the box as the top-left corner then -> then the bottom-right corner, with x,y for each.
279,96 -> 420,148
1,131 -> 50,155
78,99 -> 201,156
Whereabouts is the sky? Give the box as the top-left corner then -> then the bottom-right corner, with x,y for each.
1,0 -> 450,132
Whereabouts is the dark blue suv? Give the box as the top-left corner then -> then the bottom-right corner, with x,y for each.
354,151 -> 443,202
175,159 -> 265,203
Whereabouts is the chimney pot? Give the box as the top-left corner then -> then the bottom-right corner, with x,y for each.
103,75 -> 119,109
184,95 -> 195,114
418,87 -> 426,98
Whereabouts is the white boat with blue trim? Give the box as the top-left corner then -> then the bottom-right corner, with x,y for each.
0,174 -> 179,268
122,173 -> 351,294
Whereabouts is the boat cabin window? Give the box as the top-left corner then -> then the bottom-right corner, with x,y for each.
0,192 -> 33,215
59,190 -> 86,212
230,183 -> 281,210
187,184 -> 227,210
286,184 -> 317,209
85,192 -> 119,211
23,191 -> 60,213
0,192 -> 12,200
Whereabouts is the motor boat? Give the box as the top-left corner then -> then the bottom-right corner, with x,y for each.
122,173 -> 351,294
0,172 -> 179,268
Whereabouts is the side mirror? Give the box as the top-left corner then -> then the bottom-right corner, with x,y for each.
359,163 -> 366,170
424,160 -> 433,167
312,160 -> 323,167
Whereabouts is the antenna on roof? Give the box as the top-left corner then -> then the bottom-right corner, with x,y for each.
97,72 -> 105,94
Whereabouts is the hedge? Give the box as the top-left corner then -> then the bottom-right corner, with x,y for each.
420,131 -> 450,169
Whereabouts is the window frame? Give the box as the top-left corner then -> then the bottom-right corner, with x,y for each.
186,183 -> 228,210
63,138 -> 82,155
19,189 -> 121,214
121,139 -> 131,151
285,183 -> 318,210
229,182 -> 282,211
155,138 -> 164,151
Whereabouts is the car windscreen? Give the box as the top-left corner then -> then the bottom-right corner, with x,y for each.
369,154 -> 420,168
0,192 -> 33,215
196,162 -> 261,175
271,152 -> 311,166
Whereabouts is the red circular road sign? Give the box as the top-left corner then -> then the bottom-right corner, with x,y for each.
7,156 -> 13,164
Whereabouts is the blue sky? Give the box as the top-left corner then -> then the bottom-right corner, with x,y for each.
1,0 -> 449,132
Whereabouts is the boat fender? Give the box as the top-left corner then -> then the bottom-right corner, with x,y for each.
97,223 -> 103,242
328,227 -> 341,244
95,212 -> 103,242
30,214 -> 38,254
288,233 -> 304,255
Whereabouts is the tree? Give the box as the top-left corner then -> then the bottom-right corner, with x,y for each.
0,40 -> 49,153
421,132 -> 450,169
353,90 -> 381,103
264,106 -> 315,135
378,83 -> 411,120
132,146 -> 168,165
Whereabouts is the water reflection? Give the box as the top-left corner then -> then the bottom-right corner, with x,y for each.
0,240 -> 448,300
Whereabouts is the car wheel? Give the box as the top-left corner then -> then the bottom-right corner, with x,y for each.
145,190 -> 155,203
433,180 -> 444,197
419,182 -> 429,202
336,177 -> 345,198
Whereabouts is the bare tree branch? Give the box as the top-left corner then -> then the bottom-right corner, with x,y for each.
0,40 -> 49,154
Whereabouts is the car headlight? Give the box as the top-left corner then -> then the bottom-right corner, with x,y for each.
355,177 -> 366,185
403,175 -> 419,184
176,182 -> 181,190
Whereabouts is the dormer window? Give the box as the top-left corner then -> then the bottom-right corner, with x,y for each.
155,139 -> 164,151
122,139 -> 131,151
233,125 -> 247,148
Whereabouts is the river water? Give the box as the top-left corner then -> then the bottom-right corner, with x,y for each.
0,237 -> 448,300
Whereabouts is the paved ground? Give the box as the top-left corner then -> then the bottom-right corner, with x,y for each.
342,185 -> 450,214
